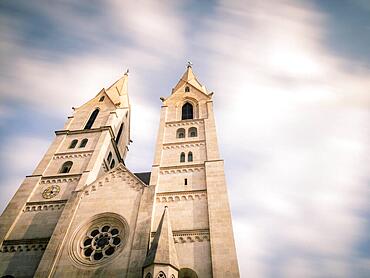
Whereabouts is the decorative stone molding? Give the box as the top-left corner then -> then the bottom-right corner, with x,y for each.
53,151 -> 93,160
0,238 -> 50,252
40,176 -> 80,184
159,164 -> 205,175
166,119 -> 204,127
23,200 -> 67,212
102,161 -> 109,173
151,229 -> 210,244
82,165 -> 144,197
156,190 -> 207,203
68,212 -> 129,268
163,141 -> 205,150
173,229 -> 210,243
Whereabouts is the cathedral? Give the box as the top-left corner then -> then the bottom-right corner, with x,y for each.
0,65 -> 240,278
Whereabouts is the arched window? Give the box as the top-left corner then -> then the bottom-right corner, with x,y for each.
179,268 -> 198,278
184,178 -> 188,185
79,138 -> 88,148
99,96 -> 105,102
107,152 -> 112,163
185,86 -> 190,92
115,123 -> 124,144
157,272 -> 166,278
180,152 -> 185,163
84,108 -> 99,129
176,128 -> 185,138
110,159 -> 115,169
69,139 -> 78,149
188,152 -> 193,162
60,161 -> 73,174
188,127 -> 197,137
182,103 -> 193,120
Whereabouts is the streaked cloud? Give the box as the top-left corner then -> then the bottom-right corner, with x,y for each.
0,0 -> 369,277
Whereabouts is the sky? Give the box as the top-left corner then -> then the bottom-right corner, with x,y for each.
0,0 -> 369,277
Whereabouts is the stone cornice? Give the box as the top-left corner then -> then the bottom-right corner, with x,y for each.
159,164 -> 205,174
1,238 -> 50,252
39,174 -> 81,183
23,200 -> 67,212
162,140 -> 205,150
55,126 -> 113,137
53,151 -> 93,160
156,190 -> 207,203
151,229 -> 210,244
165,119 -> 204,127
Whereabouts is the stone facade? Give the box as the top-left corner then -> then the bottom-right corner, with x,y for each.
0,66 -> 239,277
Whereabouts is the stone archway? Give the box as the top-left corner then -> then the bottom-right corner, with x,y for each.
178,268 -> 198,278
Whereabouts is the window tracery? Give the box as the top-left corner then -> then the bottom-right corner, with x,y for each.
182,103 -> 193,120
81,224 -> 122,262
157,272 -> 166,278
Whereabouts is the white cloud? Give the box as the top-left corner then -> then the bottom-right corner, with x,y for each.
0,0 -> 369,277
203,0 -> 370,276
0,136 -> 49,213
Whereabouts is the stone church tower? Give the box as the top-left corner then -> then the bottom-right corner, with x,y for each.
0,66 -> 239,278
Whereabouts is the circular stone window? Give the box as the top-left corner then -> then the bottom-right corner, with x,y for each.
69,213 -> 129,268
42,185 -> 60,199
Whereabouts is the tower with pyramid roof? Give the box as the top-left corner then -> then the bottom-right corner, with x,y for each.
148,64 -> 239,277
0,66 -> 239,278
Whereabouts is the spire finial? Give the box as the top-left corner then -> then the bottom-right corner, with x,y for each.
125,68 -> 129,75
187,61 -> 193,68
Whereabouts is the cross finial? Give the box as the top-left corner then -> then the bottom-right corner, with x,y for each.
125,68 -> 129,75
187,61 -> 193,68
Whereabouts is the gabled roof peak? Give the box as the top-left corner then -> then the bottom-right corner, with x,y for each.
172,64 -> 208,95
105,72 -> 129,108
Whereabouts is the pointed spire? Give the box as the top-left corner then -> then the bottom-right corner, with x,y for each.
172,62 -> 207,94
143,207 -> 179,269
105,72 -> 129,107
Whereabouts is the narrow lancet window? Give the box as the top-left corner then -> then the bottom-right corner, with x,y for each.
188,152 -> 193,162
180,152 -> 185,163
84,108 -> 99,129
110,159 -> 115,169
182,103 -> 193,120
60,161 -> 73,173
99,96 -> 105,102
69,139 -> 78,149
115,124 -> 124,144
79,138 -> 88,148
107,152 -> 112,163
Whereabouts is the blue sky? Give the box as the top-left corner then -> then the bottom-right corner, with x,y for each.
0,0 -> 369,277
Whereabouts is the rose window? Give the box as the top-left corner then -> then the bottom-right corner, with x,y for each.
69,213 -> 129,267
82,225 -> 122,261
